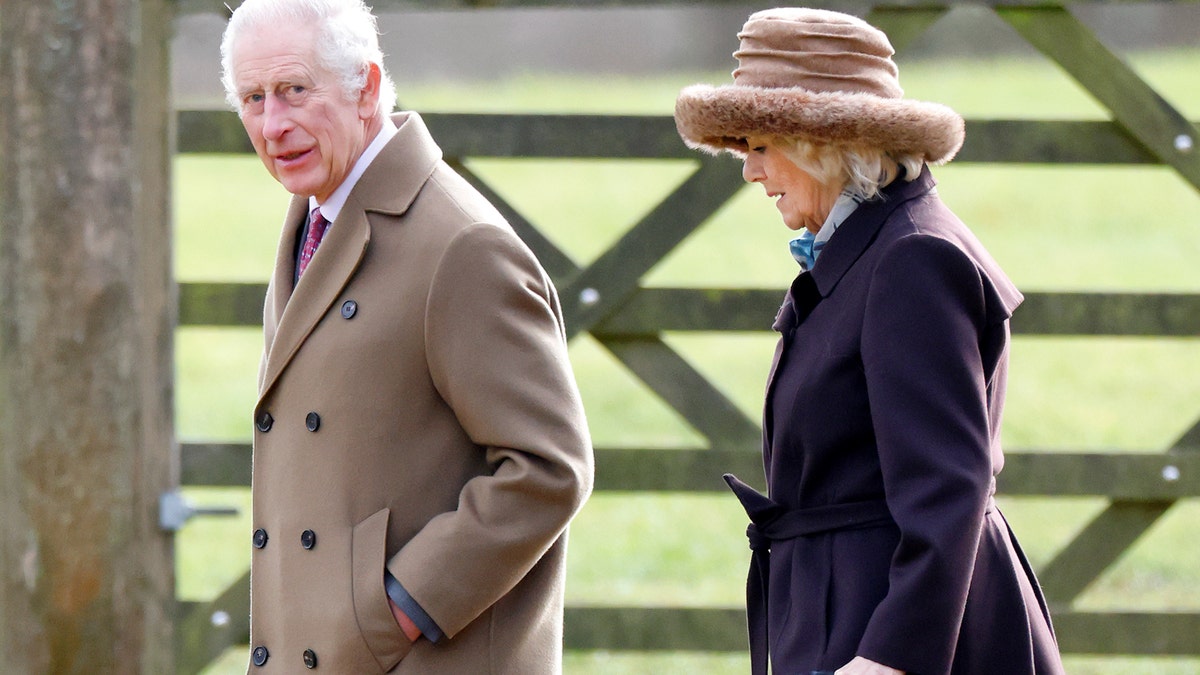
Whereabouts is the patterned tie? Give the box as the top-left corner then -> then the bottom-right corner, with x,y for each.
297,207 -> 330,278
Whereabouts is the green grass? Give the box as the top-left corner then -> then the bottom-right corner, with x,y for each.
180,50 -> 1200,674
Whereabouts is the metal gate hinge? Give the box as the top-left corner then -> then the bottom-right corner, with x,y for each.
159,490 -> 239,532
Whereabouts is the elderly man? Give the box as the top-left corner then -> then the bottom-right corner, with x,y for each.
219,0 -> 594,672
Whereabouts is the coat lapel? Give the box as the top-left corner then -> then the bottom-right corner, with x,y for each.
259,200 -> 371,399
762,272 -> 820,461
267,197 -> 308,332
257,111 -> 443,402
811,166 -> 937,298
761,168 -> 937,462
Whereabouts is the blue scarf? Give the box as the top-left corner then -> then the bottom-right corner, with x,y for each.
789,191 -> 863,271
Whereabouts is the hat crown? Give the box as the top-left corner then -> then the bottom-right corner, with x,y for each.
673,8 -> 966,165
733,8 -> 902,98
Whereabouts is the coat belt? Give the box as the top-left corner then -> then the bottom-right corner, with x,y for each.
723,474 -> 894,675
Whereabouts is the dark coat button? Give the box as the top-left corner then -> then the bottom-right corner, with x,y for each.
300,529 -> 316,550
341,300 -> 357,319
252,645 -> 269,666
305,412 -> 321,432
256,411 -> 273,432
303,648 -> 318,669
252,528 -> 268,549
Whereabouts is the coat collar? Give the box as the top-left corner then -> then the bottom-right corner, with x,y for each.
810,165 -> 937,298
259,112 -> 443,400
770,168 -> 935,337
811,164 -> 1022,319
773,164 -> 1023,335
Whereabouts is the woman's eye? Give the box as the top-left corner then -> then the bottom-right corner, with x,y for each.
752,146 -> 766,154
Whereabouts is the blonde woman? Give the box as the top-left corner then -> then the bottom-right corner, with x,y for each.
675,9 -> 1065,675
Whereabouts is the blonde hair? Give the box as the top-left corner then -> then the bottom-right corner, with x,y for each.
778,138 -> 924,201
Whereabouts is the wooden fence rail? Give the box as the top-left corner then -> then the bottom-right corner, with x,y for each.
180,111 -> 1196,166
170,1 -> 1200,670
181,279 -> 1200,337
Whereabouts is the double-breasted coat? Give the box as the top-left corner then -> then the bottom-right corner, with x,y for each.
734,167 -> 1064,674
248,112 -> 593,674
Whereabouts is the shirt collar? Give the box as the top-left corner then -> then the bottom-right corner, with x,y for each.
308,116 -> 399,222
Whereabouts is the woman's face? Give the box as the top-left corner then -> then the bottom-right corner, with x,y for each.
742,136 -> 841,233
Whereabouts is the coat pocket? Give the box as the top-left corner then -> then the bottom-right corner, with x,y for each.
352,508 -> 411,672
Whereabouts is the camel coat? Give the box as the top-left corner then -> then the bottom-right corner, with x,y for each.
733,167 -> 1064,674
248,112 -> 593,673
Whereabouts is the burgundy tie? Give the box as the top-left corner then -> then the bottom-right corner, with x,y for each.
297,207 -> 330,278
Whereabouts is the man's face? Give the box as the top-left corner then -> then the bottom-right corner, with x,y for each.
232,20 -> 377,202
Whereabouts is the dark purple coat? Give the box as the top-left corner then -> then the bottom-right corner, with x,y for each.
749,167 -> 1064,674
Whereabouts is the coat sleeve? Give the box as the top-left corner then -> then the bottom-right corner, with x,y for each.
385,221 -> 594,639
856,233 -> 995,675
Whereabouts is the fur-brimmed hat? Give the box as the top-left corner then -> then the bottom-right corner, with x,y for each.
674,8 -> 965,164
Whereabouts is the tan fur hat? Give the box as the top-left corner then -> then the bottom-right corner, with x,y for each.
674,8 -> 965,164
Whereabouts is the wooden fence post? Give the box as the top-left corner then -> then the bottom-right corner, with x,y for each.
0,0 -> 177,672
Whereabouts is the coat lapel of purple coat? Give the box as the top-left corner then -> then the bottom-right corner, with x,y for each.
810,167 -> 937,298
761,168 -> 950,469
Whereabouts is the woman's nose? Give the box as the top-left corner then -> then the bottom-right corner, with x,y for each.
742,154 -> 764,184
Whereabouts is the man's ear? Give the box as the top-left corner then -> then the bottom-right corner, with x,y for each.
358,62 -> 382,119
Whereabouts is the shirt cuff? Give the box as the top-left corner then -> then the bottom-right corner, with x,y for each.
384,570 -> 444,643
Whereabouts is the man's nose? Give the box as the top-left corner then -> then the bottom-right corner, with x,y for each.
261,95 -> 292,140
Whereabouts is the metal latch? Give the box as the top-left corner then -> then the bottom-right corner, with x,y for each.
159,490 -> 239,532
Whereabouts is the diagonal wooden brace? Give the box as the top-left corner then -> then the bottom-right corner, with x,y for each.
998,6 -> 1200,192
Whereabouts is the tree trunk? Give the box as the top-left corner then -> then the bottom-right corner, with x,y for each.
0,0 -> 177,672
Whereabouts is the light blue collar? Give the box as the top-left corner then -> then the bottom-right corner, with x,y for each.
789,191 -> 863,271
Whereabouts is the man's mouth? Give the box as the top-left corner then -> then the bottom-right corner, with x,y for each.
276,149 -> 310,162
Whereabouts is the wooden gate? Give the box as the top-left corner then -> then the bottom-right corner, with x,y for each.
172,1 -> 1199,671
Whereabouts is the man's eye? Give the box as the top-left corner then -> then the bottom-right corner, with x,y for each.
242,93 -> 265,112
752,146 -> 767,154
